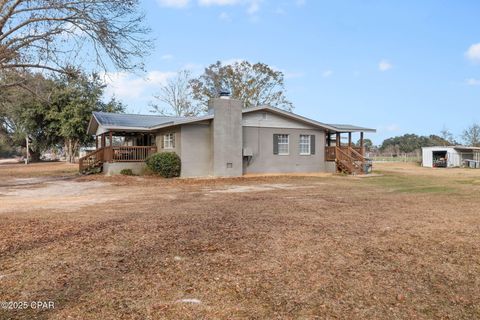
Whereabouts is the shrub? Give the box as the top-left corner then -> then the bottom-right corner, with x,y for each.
145,152 -> 181,178
120,168 -> 134,176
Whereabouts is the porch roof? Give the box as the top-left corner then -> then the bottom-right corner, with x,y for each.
88,112 -> 212,135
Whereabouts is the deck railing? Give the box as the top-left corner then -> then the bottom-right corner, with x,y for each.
79,147 -> 105,172
79,146 -> 157,172
108,146 -> 157,162
325,146 -> 364,161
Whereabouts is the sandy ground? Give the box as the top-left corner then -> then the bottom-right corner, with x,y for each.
0,162 -> 479,319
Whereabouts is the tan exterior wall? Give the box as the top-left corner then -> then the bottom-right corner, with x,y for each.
155,127 -> 181,156
180,123 -> 213,177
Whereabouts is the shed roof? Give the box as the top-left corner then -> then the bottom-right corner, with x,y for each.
422,146 -> 480,151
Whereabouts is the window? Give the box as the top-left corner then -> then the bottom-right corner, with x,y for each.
299,135 -> 311,155
163,133 -> 175,149
277,134 -> 289,155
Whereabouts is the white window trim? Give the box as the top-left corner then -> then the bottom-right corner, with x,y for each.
278,134 -> 289,155
299,134 -> 311,155
163,133 -> 174,149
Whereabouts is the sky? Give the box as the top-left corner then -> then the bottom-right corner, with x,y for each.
103,0 -> 480,144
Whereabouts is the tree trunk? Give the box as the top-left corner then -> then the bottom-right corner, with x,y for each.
65,139 -> 80,163
29,148 -> 41,162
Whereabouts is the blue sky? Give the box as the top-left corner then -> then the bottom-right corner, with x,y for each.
103,0 -> 480,144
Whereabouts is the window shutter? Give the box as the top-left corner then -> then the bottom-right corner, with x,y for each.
273,134 -> 279,154
161,135 -> 165,149
311,135 -> 315,154
172,133 -> 175,148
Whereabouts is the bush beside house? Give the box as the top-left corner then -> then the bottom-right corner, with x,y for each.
120,169 -> 135,176
146,152 -> 181,178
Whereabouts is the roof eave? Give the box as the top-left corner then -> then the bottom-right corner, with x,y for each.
87,113 -> 100,135
148,115 -> 214,130
243,106 -> 375,133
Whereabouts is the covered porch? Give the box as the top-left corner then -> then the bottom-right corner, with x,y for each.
79,130 -> 157,173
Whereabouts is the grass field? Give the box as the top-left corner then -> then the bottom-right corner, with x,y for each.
0,162 -> 479,319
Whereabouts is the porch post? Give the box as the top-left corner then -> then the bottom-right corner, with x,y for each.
336,133 -> 341,147
327,132 -> 331,147
109,131 -> 113,147
95,135 -> 98,150
348,132 -> 352,147
360,132 -> 364,156
101,133 -> 106,149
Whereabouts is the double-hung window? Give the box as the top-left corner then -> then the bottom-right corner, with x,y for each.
277,134 -> 289,155
163,133 -> 175,149
299,135 -> 311,155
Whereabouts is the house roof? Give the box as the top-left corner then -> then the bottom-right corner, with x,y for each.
244,105 -> 376,133
88,106 -> 376,135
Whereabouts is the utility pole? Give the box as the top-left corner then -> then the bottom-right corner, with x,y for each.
25,134 -> 29,164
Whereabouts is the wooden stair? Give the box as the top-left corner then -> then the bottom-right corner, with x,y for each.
79,148 -> 105,174
335,146 -> 368,175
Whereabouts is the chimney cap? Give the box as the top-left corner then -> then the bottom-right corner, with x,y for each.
219,90 -> 231,99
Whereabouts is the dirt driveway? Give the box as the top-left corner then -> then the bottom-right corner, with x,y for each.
0,162 -> 479,319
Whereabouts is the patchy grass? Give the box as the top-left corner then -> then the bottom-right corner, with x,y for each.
0,161 -> 78,179
362,174 -> 458,194
0,162 -> 480,319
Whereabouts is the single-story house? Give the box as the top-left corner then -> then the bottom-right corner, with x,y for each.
422,146 -> 480,168
80,95 -> 376,177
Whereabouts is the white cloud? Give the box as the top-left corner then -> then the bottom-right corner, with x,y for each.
104,71 -> 176,99
284,71 -> 304,79
218,12 -> 232,21
221,58 -> 246,65
466,78 -> 480,86
295,0 -> 306,6
465,43 -> 480,64
385,124 -> 400,132
322,70 -> 333,78
378,59 -> 393,72
182,63 -> 204,74
198,0 -> 261,15
247,1 -> 260,15
160,54 -> 174,60
157,0 -> 190,8
198,0 -> 239,5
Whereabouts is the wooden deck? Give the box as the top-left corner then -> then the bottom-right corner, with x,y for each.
79,146 -> 157,172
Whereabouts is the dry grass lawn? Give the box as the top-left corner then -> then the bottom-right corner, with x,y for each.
0,162 -> 479,319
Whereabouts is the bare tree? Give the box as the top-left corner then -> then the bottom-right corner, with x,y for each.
0,0 -> 152,88
151,70 -> 202,117
440,126 -> 456,145
462,123 -> 480,147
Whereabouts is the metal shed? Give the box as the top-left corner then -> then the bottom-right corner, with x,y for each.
422,146 -> 480,168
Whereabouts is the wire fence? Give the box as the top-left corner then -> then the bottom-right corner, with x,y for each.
369,155 -> 421,163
